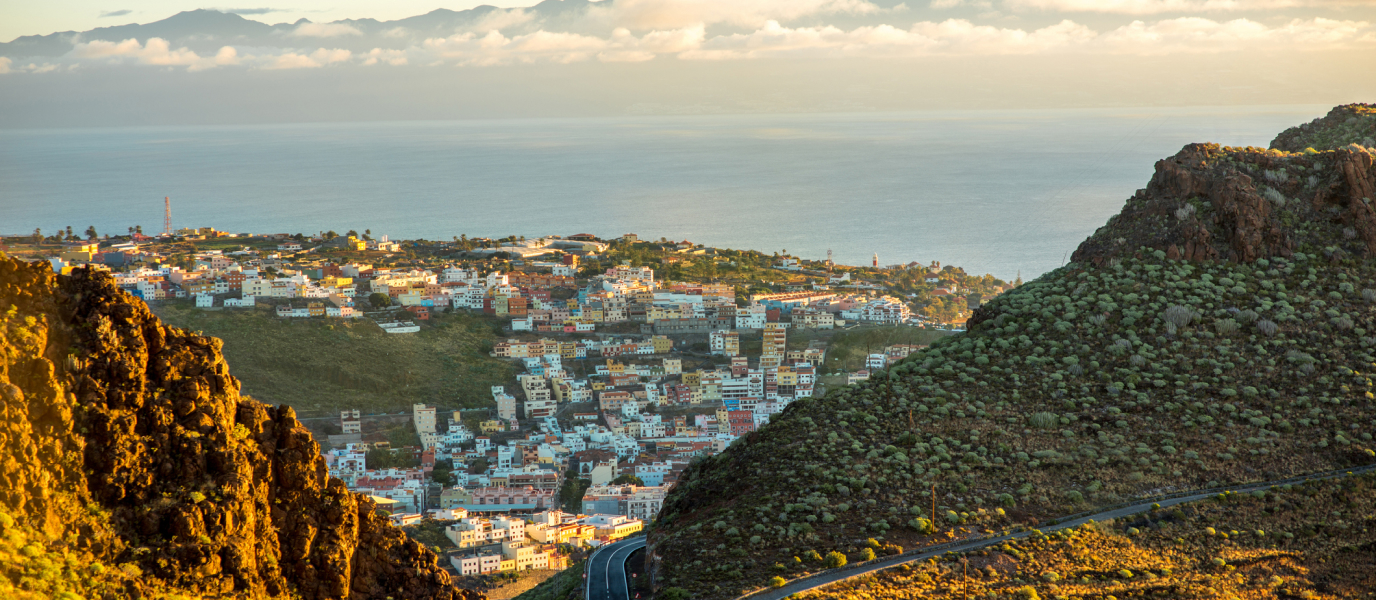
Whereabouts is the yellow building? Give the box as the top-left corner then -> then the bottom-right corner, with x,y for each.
651,336 -> 674,354
480,420 -> 506,434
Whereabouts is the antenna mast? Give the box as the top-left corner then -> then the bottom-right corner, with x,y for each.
163,197 -> 172,236
826,249 -> 833,273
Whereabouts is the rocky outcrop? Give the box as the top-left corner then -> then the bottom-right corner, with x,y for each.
0,257 -> 483,600
1071,140 -> 1376,267
1270,103 -> 1376,152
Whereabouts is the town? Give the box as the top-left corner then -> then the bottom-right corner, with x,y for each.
5,224 -> 1013,590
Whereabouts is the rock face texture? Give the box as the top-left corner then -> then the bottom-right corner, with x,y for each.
1070,136 -> 1376,268
0,257 -> 482,600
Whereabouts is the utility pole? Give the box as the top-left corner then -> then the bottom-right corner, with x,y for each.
163,197 -> 172,237
963,559 -> 968,600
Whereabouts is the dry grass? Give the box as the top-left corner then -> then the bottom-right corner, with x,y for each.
800,471 -> 1376,600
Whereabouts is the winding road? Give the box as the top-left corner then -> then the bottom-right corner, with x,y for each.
585,536 -> 647,600
736,463 -> 1376,600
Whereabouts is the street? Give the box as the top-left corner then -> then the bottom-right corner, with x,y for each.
585,536 -> 647,600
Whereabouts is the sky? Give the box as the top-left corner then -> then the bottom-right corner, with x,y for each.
1,0 -> 1374,126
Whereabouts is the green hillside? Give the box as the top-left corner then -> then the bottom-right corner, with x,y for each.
154,303 -> 515,417
648,107 -> 1376,599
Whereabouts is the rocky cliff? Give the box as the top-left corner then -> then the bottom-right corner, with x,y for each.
0,256 -> 483,600
1069,123 -> 1375,269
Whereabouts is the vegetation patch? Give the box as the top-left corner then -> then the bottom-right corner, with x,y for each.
799,471 -> 1376,599
153,302 -> 515,417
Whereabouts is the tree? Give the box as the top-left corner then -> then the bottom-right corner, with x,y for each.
346,230 -> 358,238
135,225 -> 143,235
558,474 -> 592,510
324,230 -> 339,240
32,228 -> 40,245
610,474 -> 645,486
65,226 -> 73,240
85,226 -> 97,240
431,468 -> 454,487
369,293 -> 391,308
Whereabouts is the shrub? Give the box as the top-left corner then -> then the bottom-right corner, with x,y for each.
1163,305 -> 1194,328
1257,320 -> 1279,336
1214,319 -> 1240,335
768,576 -> 787,588
1014,586 -> 1041,600
859,548 -> 876,561
1028,412 -> 1059,429
824,551 -> 847,568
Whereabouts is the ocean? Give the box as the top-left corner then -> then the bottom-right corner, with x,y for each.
0,105 -> 1327,282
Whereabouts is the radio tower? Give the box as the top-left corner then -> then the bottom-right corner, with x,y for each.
163,197 -> 172,236
826,249 -> 833,273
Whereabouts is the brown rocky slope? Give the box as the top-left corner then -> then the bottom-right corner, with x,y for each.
0,256 -> 484,600
1068,132 -> 1375,270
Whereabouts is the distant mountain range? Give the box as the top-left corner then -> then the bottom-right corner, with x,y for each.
0,2 -> 602,59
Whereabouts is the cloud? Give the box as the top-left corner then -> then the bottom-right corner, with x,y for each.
421,25 -> 707,65
363,48 -> 408,66
262,47 -> 353,69
583,0 -> 892,31
100,9 -> 133,18
675,15 -> 1370,59
71,37 -> 205,66
67,37 -> 247,70
930,0 -> 993,8
44,12 -> 1376,72
290,22 -> 363,37
1001,0 -> 1357,15
1098,16 -> 1371,53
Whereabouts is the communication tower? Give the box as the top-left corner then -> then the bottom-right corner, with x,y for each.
872,253 -> 878,268
826,249 -> 833,273
163,197 -> 172,236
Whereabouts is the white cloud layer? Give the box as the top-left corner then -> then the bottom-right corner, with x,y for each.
9,13 -> 1368,75
584,0 -> 893,30
290,22 -> 363,37
68,37 -> 242,71
1000,0 -> 1365,14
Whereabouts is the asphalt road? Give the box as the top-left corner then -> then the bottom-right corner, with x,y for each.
740,464 -> 1376,600
585,536 -> 647,600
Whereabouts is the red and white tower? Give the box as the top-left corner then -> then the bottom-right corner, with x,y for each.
872,253 -> 878,268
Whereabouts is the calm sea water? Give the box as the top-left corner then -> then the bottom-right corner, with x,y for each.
0,106 -> 1326,281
